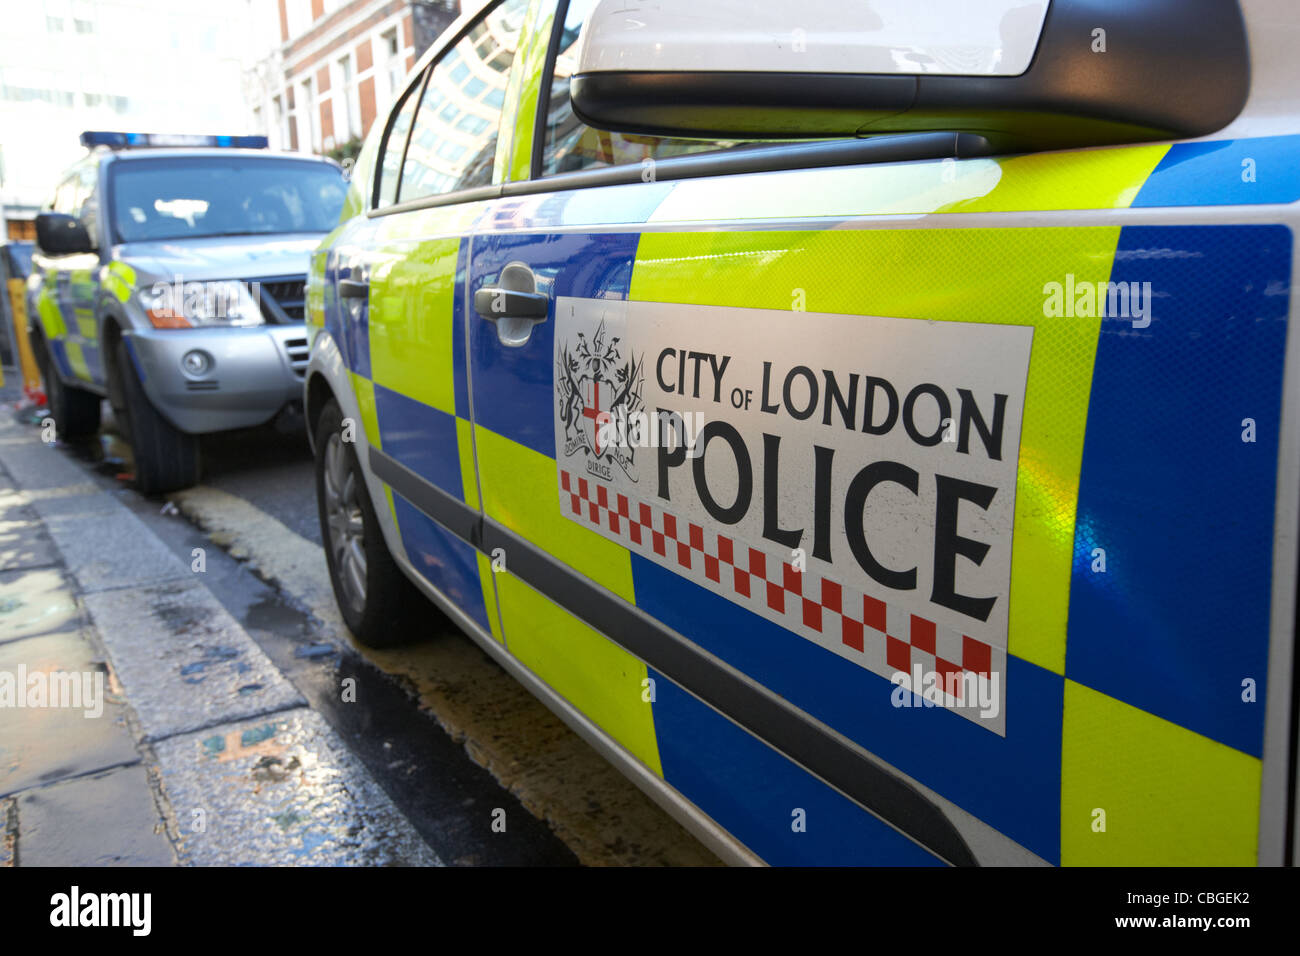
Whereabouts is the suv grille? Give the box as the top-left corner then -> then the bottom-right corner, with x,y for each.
258,275 -> 307,322
283,336 -> 309,377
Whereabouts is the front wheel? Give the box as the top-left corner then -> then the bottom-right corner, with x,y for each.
114,339 -> 201,494
314,398 -> 426,647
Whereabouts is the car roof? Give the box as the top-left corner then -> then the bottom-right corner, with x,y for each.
101,148 -> 338,164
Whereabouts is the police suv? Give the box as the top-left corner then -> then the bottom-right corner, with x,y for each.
29,132 -> 346,492
305,0 -> 1300,866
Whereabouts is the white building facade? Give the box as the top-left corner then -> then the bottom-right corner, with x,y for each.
242,0 -> 459,157
0,0 -> 253,235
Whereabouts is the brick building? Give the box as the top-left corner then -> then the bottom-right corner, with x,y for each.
244,0 -> 459,156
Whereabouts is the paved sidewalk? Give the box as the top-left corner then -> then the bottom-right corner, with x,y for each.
0,391 -> 440,866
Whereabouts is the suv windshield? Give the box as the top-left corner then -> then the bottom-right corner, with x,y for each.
110,155 -> 346,243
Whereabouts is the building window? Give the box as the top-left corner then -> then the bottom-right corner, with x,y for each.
339,55 -> 358,140
285,0 -> 311,39
300,77 -> 315,151
382,28 -> 403,101
47,16 -> 64,31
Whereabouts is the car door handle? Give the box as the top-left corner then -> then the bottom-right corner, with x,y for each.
338,279 -> 367,299
473,286 -> 549,320
474,262 -> 549,347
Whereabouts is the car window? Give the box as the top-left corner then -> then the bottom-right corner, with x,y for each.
51,173 -> 80,215
375,76 -> 422,208
397,0 -> 530,202
73,164 -> 96,211
74,162 -> 100,240
110,156 -> 346,243
540,0 -> 746,176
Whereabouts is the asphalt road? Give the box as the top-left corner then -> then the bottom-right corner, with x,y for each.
198,416 -> 321,544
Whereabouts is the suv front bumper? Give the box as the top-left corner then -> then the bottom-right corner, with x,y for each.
123,325 -> 309,434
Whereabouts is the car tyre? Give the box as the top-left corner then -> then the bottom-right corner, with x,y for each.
314,397 -> 427,648
114,339 -> 201,494
37,338 -> 102,439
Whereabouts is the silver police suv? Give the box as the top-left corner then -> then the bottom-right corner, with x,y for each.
28,132 -> 346,493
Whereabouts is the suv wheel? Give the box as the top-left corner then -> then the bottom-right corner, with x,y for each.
37,338 -> 102,439
113,339 -> 201,494
314,397 -> 426,647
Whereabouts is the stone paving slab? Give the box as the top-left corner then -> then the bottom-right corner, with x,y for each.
0,414 -> 442,867
0,629 -> 139,797
0,484 -> 35,523
28,487 -> 123,522
15,764 -> 176,866
0,567 -> 80,645
0,433 -> 93,491
0,512 -> 60,570
44,507 -> 189,595
154,709 -> 440,866
82,579 -> 305,741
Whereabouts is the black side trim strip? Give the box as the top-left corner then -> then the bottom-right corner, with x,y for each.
367,183 -> 502,220
505,132 -> 991,197
364,132 -> 992,219
370,444 -> 977,866
371,448 -> 481,549
528,0 -> 571,181
1285,485 -> 1300,866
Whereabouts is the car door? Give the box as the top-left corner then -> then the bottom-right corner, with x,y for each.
324,0 -> 532,642
33,164 -> 102,387
466,0 -> 953,867
70,159 -> 106,386
463,0 -> 1299,866
57,160 -> 104,386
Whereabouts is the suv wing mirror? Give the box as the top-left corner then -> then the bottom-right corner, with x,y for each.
35,212 -> 94,256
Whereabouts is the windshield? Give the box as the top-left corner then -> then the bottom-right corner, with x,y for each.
110,156 -> 346,243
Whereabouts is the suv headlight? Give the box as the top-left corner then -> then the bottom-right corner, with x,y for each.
138,280 -> 264,328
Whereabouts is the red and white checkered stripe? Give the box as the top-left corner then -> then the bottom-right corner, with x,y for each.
560,470 -> 1003,707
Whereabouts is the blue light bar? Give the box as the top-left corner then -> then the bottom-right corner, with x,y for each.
80,131 -> 270,149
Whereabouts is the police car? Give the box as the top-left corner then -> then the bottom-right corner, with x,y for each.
29,132 -> 346,493
305,0 -> 1300,865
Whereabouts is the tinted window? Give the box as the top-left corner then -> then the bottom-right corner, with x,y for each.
397,0 -> 529,201
541,0 -> 745,176
110,156 -> 346,243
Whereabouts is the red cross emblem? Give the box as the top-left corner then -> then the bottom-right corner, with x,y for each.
582,377 -> 610,455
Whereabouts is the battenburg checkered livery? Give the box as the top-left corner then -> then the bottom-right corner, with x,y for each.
304,0 -> 1300,866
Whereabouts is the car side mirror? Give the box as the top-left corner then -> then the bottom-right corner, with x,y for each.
35,212 -> 94,256
570,0 -> 1250,153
